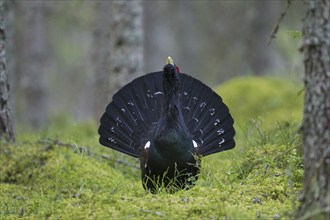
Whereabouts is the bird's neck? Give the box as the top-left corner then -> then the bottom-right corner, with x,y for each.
157,65 -> 189,136
163,75 -> 181,127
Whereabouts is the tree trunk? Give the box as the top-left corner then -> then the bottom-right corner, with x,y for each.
246,1 -> 279,75
92,1 -> 112,119
297,0 -> 330,219
4,0 -> 16,106
16,1 -> 48,129
108,1 -> 144,98
0,0 -> 15,142
93,1 -> 143,119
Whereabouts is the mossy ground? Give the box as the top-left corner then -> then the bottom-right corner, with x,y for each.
0,76 -> 304,219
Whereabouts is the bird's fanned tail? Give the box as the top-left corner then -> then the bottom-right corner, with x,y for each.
178,74 -> 235,156
98,71 -> 235,157
98,72 -> 164,157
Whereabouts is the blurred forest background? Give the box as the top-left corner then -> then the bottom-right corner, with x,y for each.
2,1 -> 313,218
5,0 -> 303,131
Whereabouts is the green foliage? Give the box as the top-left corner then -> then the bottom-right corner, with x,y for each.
286,31 -> 303,39
0,76 -> 303,219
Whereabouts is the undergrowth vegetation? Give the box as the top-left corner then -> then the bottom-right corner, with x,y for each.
0,76 -> 304,219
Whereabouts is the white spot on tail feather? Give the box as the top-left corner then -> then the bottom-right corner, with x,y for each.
200,102 -> 207,108
218,138 -> 225,147
209,108 -> 215,115
192,140 -> 198,148
107,137 -> 117,143
184,106 -> 190,111
217,128 -> 224,135
144,141 -> 151,149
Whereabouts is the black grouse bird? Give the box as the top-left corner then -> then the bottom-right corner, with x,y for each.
98,57 -> 235,192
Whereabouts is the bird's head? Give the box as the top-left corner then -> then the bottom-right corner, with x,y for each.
163,56 -> 180,102
163,56 -> 180,74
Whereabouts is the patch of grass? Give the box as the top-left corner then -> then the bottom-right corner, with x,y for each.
0,76 -> 304,219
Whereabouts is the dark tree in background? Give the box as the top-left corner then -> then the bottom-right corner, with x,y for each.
16,1 -> 48,129
246,1 -> 278,75
92,1 -> 112,119
298,0 -> 330,219
4,0 -> 15,101
0,0 -> 15,142
93,1 -> 143,119
108,1 -> 143,98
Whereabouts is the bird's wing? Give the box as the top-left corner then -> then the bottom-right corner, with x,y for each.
98,72 -> 164,158
178,73 -> 236,156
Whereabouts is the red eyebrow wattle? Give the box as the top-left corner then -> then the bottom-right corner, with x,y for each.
175,65 -> 180,73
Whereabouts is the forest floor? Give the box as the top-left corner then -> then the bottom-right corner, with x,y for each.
0,76 -> 304,219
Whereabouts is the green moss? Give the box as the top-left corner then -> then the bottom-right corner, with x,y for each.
215,76 -> 303,128
0,76 -> 304,219
0,141 -> 139,219
0,138 -> 302,219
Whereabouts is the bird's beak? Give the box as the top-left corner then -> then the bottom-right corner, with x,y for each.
166,56 -> 174,66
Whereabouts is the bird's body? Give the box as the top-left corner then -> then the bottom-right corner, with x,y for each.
98,57 -> 235,192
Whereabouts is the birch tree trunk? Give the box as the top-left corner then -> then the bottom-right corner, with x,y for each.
0,0 -> 15,142
17,1 -> 48,129
297,0 -> 330,219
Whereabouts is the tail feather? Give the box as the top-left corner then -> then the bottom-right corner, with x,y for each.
98,127 -> 136,157
201,124 -> 235,156
99,103 -> 140,157
178,73 -> 235,156
201,114 -> 233,142
200,137 -> 236,156
98,72 -> 164,157
101,110 -> 136,143
200,128 -> 236,156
